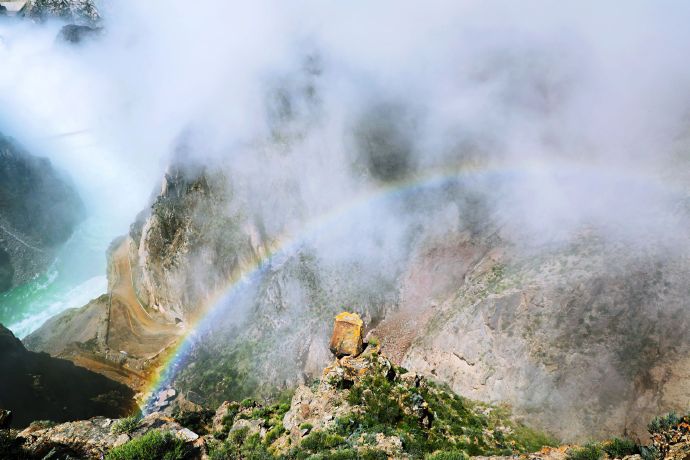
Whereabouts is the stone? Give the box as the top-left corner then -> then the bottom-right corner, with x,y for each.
176,428 -> 199,442
329,312 -> 364,357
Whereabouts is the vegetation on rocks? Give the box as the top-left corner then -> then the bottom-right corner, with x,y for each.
111,416 -> 140,435
201,347 -> 555,459
105,430 -> 190,460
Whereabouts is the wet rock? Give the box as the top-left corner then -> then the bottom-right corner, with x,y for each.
329,312 -> 364,358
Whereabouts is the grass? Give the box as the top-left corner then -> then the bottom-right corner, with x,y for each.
172,408 -> 214,435
602,438 -> 639,458
111,415 -> 140,435
648,412 -> 681,434
105,430 -> 191,460
566,443 -> 604,460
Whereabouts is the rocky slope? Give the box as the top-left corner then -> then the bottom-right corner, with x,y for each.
24,156 -> 690,443
394,232 -> 690,442
0,324 -> 134,429
0,133 -> 84,293
0,339 -> 556,459
4,338 -> 690,460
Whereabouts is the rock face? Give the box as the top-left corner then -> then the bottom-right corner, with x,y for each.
0,324 -> 135,428
390,234 -> 690,442
19,0 -> 100,23
328,312 -> 364,357
24,237 -> 183,391
128,164 -> 266,323
0,133 -> 84,293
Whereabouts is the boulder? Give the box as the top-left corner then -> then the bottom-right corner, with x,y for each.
328,312 -> 364,357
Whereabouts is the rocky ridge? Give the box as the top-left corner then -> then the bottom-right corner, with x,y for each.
5,319 -> 690,460
0,321 -> 556,459
0,133 -> 84,293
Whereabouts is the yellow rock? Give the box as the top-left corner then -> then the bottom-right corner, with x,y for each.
329,312 -> 364,357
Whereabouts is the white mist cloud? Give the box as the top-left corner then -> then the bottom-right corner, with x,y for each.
1,0 -> 690,255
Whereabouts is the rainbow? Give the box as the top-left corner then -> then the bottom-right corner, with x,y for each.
140,160 -> 682,411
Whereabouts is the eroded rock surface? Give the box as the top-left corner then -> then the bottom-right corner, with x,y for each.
328,311 -> 364,357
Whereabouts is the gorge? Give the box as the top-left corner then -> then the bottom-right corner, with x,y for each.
3,1 -> 690,459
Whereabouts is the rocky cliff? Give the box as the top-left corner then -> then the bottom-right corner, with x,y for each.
4,340 -> 690,460
0,341 -> 556,459
0,324 -> 134,429
19,0 -> 99,23
0,133 -> 84,293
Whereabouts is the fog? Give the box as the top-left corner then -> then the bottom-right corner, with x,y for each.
2,0 -> 690,305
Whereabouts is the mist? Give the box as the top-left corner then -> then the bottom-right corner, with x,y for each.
3,0 -> 690,315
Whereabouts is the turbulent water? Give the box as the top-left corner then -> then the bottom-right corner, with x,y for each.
0,216 -> 114,338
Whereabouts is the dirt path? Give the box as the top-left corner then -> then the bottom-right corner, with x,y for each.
105,239 -> 181,360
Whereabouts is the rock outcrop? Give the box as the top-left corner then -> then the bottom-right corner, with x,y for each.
1,345 -> 554,459
0,324 -> 135,428
128,164 -> 266,324
0,133 -> 84,293
19,0 -> 99,23
329,311 -> 364,357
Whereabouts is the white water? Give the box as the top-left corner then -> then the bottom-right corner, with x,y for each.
0,216 -> 114,338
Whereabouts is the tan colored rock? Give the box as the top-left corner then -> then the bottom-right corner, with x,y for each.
329,312 -> 364,357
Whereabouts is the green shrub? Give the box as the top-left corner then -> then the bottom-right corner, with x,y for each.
648,413 -> 681,434
603,438 -> 639,458
28,420 -> 57,430
299,431 -> 346,452
106,430 -> 190,460
639,445 -> 660,460
172,409 -> 214,435
208,428 -> 273,460
567,443 -> 604,460
265,423 -> 285,445
299,422 -> 313,431
111,416 -> 140,435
